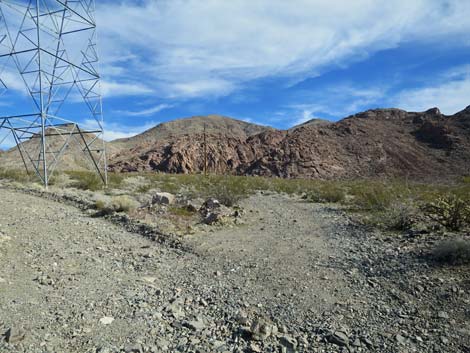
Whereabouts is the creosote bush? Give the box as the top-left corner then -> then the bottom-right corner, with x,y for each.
433,238 -> 470,264
95,195 -> 139,214
304,183 -> 346,203
382,201 -> 417,231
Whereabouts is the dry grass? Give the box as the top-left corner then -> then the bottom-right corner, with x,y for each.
95,195 -> 139,214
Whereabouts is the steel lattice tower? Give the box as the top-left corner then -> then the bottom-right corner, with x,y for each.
0,0 -> 107,187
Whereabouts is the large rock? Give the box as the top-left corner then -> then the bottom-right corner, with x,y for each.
152,192 -> 175,205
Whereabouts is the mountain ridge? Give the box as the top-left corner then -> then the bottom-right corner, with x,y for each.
108,106 -> 470,180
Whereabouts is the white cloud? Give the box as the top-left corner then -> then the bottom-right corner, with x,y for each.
115,104 -> 172,117
294,110 -> 322,126
81,119 -> 157,141
100,81 -> 154,97
287,83 -> 387,121
97,0 -> 470,98
394,73 -> 470,115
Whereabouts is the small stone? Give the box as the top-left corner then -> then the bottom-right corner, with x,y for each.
249,342 -> 262,352
329,331 -> 349,347
204,212 -> 220,225
249,320 -> 268,341
201,198 -> 221,210
437,311 -> 449,319
396,334 -> 407,345
279,335 -> 297,350
4,327 -> 26,344
440,336 -> 449,344
183,318 -> 205,331
124,344 -> 142,353
141,276 -> 157,284
351,338 -> 361,347
99,317 -> 114,325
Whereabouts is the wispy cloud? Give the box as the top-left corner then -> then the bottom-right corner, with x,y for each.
293,110 -> 324,126
286,83 -> 387,121
394,66 -> 470,114
97,0 -> 470,99
115,104 -> 172,117
100,81 -> 154,97
82,119 -> 158,141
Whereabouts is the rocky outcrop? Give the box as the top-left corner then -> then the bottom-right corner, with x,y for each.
108,107 -> 470,181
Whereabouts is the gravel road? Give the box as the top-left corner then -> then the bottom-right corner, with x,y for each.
0,188 -> 468,352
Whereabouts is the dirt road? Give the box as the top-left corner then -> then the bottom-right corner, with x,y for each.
0,189 -> 468,352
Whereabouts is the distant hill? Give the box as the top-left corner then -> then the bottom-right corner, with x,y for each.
0,124 -> 116,172
108,107 -> 470,180
290,118 -> 332,130
108,115 -> 274,174
111,115 -> 272,151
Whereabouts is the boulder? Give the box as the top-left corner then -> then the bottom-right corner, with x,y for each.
152,192 -> 175,205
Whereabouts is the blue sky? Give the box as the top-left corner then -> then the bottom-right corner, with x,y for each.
1,0 -> 470,143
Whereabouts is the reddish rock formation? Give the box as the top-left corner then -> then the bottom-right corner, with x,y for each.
106,107 -> 470,180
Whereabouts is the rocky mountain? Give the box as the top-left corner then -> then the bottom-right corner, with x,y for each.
111,115 -> 272,151
2,108 -> 469,180
108,107 -> 470,180
0,125 -> 115,172
109,115 -> 273,174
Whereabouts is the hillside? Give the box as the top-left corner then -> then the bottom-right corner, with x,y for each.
108,107 -> 470,180
111,115 -> 272,151
0,125 -> 116,172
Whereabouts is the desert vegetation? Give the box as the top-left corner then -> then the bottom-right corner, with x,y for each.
1,168 -> 469,264
2,168 -> 470,232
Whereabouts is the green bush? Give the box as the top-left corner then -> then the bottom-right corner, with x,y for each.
0,168 -> 33,183
67,171 -> 104,191
424,194 -> 470,231
304,183 -> 346,203
382,201 -> 417,231
169,205 -> 197,217
350,183 -> 397,211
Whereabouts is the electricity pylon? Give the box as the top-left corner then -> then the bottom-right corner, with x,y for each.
0,0 -> 107,187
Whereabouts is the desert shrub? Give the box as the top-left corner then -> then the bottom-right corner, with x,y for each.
304,183 -> 346,203
93,194 -> 138,213
382,201 -> 417,231
121,175 -> 151,192
432,238 -> 470,264
0,168 -> 33,183
424,194 -> 470,231
204,176 -> 250,206
350,182 -> 397,211
107,173 -> 124,188
109,195 -> 139,212
95,198 -> 108,211
67,171 -> 103,191
169,205 -> 197,217
48,173 -> 72,188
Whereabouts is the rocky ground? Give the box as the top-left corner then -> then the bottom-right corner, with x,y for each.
0,188 -> 469,353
